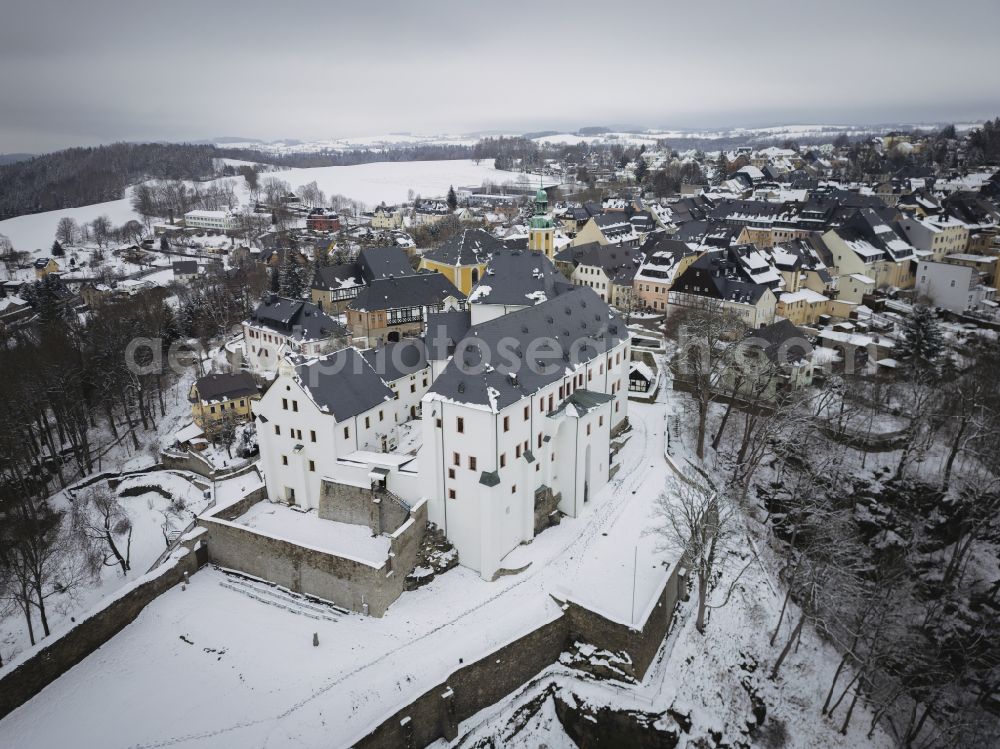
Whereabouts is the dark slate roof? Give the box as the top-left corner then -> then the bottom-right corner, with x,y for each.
250,296 -> 346,341
468,249 -> 574,307
547,389 -> 613,417
294,348 -> 394,421
672,251 -> 771,305
349,272 -> 465,312
501,236 -> 529,251
565,243 -> 641,285
361,340 -> 428,383
195,372 -> 258,403
312,263 -> 363,290
709,199 -> 784,223
427,286 -> 626,412
591,213 -> 634,237
172,260 -> 198,274
673,220 -> 738,248
424,309 -> 472,358
554,241 -> 602,264
747,319 -> 814,364
943,191 -> 1000,225
422,228 -> 504,267
629,211 -> 655,232
640,234 -> 698,260
357,246 -> 413,281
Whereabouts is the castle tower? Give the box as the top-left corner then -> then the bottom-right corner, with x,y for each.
528,187 -> 555,258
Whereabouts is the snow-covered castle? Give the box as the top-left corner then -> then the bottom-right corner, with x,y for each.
253,248 -> 630,580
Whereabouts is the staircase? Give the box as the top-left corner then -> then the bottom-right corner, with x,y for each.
217,568 -> 348,621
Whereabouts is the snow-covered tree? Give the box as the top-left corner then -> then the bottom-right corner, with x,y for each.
896,305 -> 944,370
72,486 -> 133,576
655,476 -> 733,634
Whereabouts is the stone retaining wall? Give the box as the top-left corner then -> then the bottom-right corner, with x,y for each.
199,498 -> 427,617
0,530 -> 206,720
319,481 -> 410,535
352,615 -> 569,749
352,556 -> 685,748
564,560 -> 685,681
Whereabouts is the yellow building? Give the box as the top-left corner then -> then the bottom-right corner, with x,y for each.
777,288 -> 830,325
419,228 -> 504,295
189,372 -> 260,431
371,205 -> 403,230
33,257 -> 60,279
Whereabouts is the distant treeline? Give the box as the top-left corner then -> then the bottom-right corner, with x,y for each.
0,142 -> 224,221
0,139 -> 538,223
217,143 -> 480,169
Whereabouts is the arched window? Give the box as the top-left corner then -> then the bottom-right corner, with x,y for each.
471,268 -> 480,285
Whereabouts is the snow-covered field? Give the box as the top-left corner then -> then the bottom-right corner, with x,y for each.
220,133 -> 491,154
0,160 -> 533,256
0,196 -> 138,254
252,159 -> 541,207
530,121 -> 975,148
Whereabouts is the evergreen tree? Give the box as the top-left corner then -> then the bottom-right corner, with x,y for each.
51,240 -> 64,256
160,235 -> 169,252
715,152 -> 728,180
634,159 -> 648,184
896,304 -> 944,371
268,265 -> 280,293
278,253 -> 303,298
446,185 -> 458,212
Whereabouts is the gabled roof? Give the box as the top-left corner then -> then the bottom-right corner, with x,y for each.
349,272 -> 465,312
357,246 -> 413,281
547,389 -> 613,417
195,372 -> 258,403
294,348 -> 394,422
425,309 -> 472,358
426,286 -> 626,412
422,228 -> 505,267
672,250 -> 772,305
249,296 -> 346,341
469,249 -> 575,306
361,340 -> 428,382
312,263 -> 364,291
563,243 -> 642,286
748,319 -> 813,364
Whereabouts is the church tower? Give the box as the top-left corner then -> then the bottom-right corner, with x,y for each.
528,186 -> 555,258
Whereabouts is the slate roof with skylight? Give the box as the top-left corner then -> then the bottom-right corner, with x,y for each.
426,286 -> 626,412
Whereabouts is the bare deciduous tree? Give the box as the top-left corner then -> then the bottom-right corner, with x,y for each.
71,486 -> 133,576
654,475 -> 733,634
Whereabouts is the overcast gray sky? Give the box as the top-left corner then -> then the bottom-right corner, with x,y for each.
2,0 -> 998,154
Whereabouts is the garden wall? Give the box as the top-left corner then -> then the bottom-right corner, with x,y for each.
0,529 -> 206,720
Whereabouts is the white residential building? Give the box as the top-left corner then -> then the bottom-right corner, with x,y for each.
897,215 -> 969,261
914,260 -> 995,312
184,210 -> 240,231
243,295 -> 348,375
